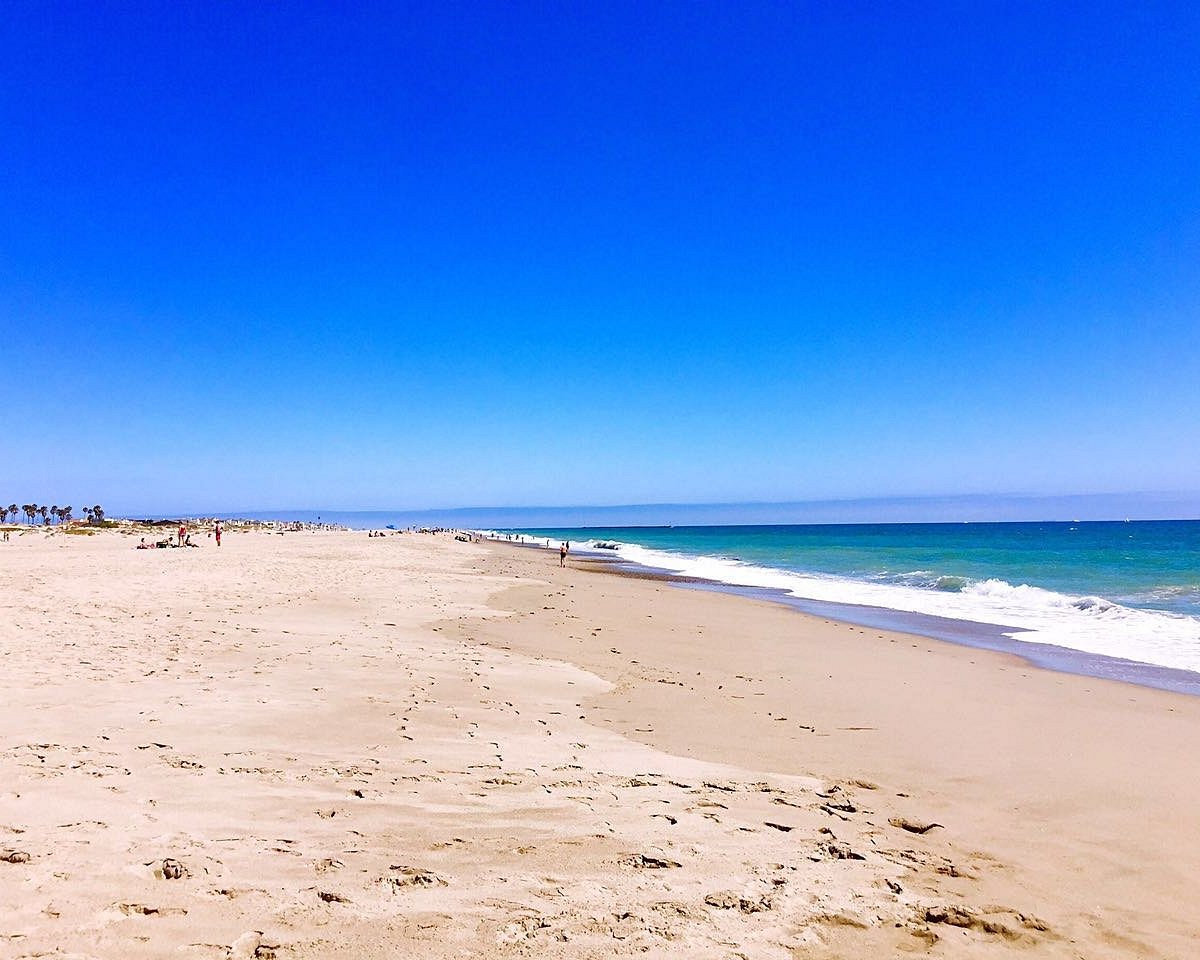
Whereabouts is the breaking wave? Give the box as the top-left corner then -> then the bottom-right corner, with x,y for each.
558,538 -> 1200,675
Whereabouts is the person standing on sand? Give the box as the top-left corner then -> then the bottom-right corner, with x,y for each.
559,541 -> 568,567
214,521 -> 222,547
177,523 -> 186,547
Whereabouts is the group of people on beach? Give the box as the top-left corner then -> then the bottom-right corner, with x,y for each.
137,522 -> 222,549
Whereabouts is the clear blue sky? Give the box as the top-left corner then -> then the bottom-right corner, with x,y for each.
2,1 -> 1198,515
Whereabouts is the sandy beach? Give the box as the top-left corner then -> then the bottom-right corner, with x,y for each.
1,528 -> 1197,958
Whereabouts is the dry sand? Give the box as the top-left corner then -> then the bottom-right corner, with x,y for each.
1,529 -> 1197,958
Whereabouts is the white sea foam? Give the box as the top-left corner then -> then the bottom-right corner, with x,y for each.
581,540 -> 1200,675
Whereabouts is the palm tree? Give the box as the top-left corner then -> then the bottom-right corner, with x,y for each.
0,506 -> 7,523
84,507 -> 94,524
39,505 -> 49,525
7,505 -> 16,525
62,505 -> 73,524
23,504 -> 35,524
92,505 -> 105,523
50,504 -> 59,525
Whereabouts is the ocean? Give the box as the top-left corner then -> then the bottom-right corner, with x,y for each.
497,521 -> 1200,692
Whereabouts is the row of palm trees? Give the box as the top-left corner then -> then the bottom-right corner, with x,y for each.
0,503 -> 106,525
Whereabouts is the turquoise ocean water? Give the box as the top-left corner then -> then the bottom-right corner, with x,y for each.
498,521 -> 1200,688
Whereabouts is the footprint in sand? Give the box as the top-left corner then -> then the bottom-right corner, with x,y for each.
384,865 -> 447,888
704,891 -> 774,914
825,842 -> 866,861
621,853 -> 682,869
118,902 -> 188,916
229,930 -> 279,959
889,817 -> 944,835
160,858 -> 186,879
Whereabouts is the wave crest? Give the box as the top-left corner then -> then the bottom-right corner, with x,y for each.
585,543 -> 1200,674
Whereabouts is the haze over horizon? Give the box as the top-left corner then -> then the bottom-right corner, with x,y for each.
104,491 -> 1200,528
3,3 -> 1197,508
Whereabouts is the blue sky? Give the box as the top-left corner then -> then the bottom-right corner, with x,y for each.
2,2 -> 1198,516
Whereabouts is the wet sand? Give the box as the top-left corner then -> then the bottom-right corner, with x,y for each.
1,529 -> 1197,957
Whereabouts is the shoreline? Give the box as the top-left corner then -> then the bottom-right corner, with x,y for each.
636,563 -> 1200,698
3,529 -> 1198,957
497,535 -> 1200,698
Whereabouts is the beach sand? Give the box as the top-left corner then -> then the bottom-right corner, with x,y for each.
1,529 -> 1197,958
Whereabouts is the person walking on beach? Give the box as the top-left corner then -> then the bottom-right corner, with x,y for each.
177,523 -> 186,547
559,541 -> 568,567
214,521 -> 222,547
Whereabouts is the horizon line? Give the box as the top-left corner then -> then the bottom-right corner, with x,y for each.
114,490 -> 1200,523
148,490 -> 1200,513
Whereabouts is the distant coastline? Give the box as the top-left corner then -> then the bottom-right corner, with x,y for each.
108,492 -> 1200,531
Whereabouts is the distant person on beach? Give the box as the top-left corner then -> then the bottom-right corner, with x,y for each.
214,522 -> 222,547
177,523 -> 186,547
559,542 -> 568,567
